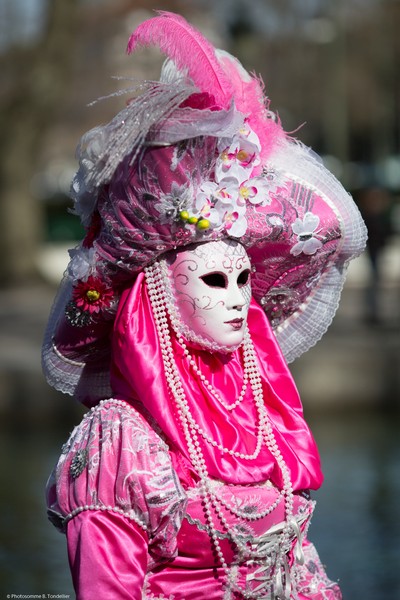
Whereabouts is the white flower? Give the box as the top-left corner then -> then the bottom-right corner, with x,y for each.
195,180 -> 239,228
196,180 -> 237,207
194,192 -> 221,227
237,125 -> 262,151
219,203 -> 247,237
182,124 -> 266,238
238,176 -> 271,206
290,212 -> 323,256
215,130 -> 260,181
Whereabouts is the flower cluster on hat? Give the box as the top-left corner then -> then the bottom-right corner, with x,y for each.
193,124 -> 272,237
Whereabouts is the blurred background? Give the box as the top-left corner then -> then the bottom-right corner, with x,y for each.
0,0 -> 399,598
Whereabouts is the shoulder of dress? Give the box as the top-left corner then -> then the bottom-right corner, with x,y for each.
47,398 -> 187,558
63,397 -> 169,456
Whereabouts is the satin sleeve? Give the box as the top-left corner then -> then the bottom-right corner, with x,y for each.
46,398 -> 187,566
296,538 -> 342,599
67,510 -> 147,600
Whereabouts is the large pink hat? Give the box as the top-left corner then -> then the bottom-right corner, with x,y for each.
42,12 -> 366,402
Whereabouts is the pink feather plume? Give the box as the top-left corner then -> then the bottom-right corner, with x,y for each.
127,11 -> 233,109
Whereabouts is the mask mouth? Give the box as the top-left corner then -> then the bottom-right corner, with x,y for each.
225,317 -> 244,330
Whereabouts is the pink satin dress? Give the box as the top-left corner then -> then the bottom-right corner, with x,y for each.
47,400 -> 341,600
47,276 -> 342,599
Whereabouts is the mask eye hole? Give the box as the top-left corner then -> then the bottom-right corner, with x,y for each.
200,272 -> 227,288
237,269 -> 250,287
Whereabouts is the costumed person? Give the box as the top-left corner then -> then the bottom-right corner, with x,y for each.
43,12 -> 367,600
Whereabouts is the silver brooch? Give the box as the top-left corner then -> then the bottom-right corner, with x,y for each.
69,449 -> 89,479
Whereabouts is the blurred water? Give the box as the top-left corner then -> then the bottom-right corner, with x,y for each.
0,409 -> 399,599
0,422 -> 75,598
308,410 -> 400,600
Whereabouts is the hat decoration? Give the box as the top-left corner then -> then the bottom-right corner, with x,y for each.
42,11 -> 367,401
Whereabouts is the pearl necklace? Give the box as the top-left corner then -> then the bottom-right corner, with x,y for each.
145,261 -> 296,599
174,326 -> 264,459
211,483 -> 285,522
176,331 -> 249,411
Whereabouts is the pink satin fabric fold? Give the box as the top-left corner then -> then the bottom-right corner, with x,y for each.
67,511 -> 148,600
111,273 -> 323,491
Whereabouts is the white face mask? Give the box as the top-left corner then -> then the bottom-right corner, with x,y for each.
165,240 -> 251,352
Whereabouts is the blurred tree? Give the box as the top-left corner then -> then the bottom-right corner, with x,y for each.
201,0 -> 400,172
1,0 -> 399,286
0,0 -> 79,284
0,0 -> 198,285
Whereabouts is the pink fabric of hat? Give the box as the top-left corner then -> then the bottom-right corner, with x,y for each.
42,11 -> 367,404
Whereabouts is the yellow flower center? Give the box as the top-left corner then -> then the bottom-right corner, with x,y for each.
86,289 -> 101,303
236,150 -> 249,162
220,150 -> 229,163
240,185 -> 250,199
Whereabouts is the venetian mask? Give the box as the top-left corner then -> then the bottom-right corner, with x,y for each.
164,240 -> 252,352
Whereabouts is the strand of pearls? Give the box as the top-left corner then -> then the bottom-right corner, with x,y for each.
212,486 -> 284,522
172,325 -> 265,460
242,319 -> 296,596
175,329 -> 249,411
63,502 -> 148,531
145,262 -> 296,599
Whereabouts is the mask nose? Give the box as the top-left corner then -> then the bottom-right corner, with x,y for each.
227,284 -> 247,311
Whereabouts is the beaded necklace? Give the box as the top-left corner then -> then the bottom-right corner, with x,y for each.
145,261 -> 297,599
178,339 -> 250,412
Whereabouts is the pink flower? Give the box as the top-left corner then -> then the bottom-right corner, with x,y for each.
72,276 -> 114,314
